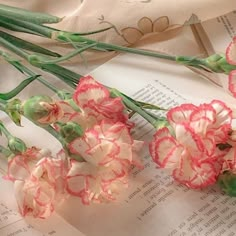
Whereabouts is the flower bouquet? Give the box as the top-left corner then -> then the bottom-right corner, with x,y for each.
0,4 -> 236,220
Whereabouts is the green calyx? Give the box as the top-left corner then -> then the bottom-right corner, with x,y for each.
204,54 -> 236,74
8,136 -> 26,154
58,122 -> 83,143
218,171 -> 236,197
22,95 -> 54,123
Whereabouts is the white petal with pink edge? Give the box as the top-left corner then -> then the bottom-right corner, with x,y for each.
167,103 -> 197,125
87,140 -> 119,165
153,127 -> 172,139
150,136 -> 182,168
190,104 -> 215,123
6,156 -> 31,181
175,124 -> 204,153
100,122 -> 132,144
173,157 -> 217,188
75,86 -> 108,107
226,36 -> 236,65
203,132 -> 215,156
228,70 -> 236,98
77,76 -> 102,88
210,100 -> 232,127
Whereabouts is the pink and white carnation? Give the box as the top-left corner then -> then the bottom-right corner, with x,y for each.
66,120 -> 143,204
149,100 -> 232,188
72,76 -> 129,130
5,147 -> 49,181
6,149 -> 69,218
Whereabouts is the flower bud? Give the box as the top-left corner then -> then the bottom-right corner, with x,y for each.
204,54 -> 236,74
0,145 -> 12,157
218,171 -> 236,196
22,95 -> 62,124
59,122 -> 83,143
8,136 -> 27,154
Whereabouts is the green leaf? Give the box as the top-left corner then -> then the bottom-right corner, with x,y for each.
0,30 -> 61,57
0,75 -> 40,100
40,64 -> 83,88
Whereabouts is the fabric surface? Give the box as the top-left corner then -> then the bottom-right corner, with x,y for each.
2,0 -> 235,45
0,1 -> 235,86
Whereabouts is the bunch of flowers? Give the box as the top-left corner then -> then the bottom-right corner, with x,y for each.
0,5 -> 236,219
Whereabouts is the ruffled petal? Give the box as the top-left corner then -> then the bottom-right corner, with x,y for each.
173,157 -> 217,188
73,76 -> 109,107
153,127 -> 172,139
6,156 -> 31,181
150,135 -> 182,168
100,121 -> 132,144
228,70 -> 236,98
210,100 -> 232,127
226,36 -> 236,65
167,103 -> 197,126
175,124 -> 204,154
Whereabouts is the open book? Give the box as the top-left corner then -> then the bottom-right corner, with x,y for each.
0,10 -> 236,236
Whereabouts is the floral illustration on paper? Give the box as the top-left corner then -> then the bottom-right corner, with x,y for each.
98,15 -> 179,45
120,16 -> 179,44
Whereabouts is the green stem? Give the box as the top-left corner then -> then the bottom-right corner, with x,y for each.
0,15 -> 53,37
0,4 -> 62,24
38,64 -> 82,88
110,88 -> 168,129
0,30 -> 61,57
0,14 -> 211,71
43,125 -> 68,150
0,14 -> 113,38
43,125 -> 84,162
56,32 -> 177,61
40,42 -> 97,64
0,36 -> 29,59
0,121 -> 12,139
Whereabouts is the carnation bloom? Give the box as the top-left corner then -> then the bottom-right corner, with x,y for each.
226,36 -> 236,96
66,120 -> 143,204
149,100 -> 232,188
6,148 -> 69,218
72,76 -> 129,129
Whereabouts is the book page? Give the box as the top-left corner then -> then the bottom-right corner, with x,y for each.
200,10 -> 236,53
56,54 -> 236,236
